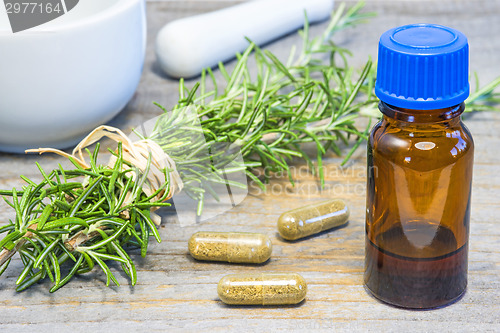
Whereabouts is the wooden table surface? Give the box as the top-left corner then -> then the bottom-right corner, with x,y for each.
1,0 -> 499,331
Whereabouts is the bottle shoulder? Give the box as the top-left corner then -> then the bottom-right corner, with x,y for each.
369,117 -> 474,169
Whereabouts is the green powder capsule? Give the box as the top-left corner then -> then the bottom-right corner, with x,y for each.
277,199 -> 349,240
188,232 -> 272,264
218,273 -> 307,305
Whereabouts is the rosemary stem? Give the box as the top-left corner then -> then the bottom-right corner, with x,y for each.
0,246 -> 19,267
0,224 -> 37,267
64,229 -> 102,252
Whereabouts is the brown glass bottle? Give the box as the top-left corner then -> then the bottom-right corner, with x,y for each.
364,101 -> 474,308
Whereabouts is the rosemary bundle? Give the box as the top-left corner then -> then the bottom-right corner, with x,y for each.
0,142 -> 171,291
1,1 -> 499,292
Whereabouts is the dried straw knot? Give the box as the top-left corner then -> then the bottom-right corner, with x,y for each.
26,125 -> 183,203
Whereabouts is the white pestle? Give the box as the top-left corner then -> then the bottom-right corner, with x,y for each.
155,0 -> 334,78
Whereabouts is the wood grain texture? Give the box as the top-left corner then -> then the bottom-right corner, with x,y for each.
1,0 -> 500,332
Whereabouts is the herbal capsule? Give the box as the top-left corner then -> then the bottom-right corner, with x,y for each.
277,199 -> 349,240
188,232 -> 272,264
217,273 -> 307,305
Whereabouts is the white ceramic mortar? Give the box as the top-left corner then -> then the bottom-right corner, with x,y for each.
0,0 -> 146,153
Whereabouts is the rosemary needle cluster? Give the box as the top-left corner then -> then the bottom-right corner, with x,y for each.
0,143 -> 171,292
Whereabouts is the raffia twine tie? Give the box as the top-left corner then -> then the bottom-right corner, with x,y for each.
26,125 -> 183,205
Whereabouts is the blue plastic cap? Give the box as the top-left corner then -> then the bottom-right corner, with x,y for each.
375,24 -> 469,110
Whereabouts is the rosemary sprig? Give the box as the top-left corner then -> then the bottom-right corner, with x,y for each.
148,2 -> 379,206
466,74 -> 500,111
0,143 -> 170,292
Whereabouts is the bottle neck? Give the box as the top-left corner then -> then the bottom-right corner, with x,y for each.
379,101 -> 465,124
